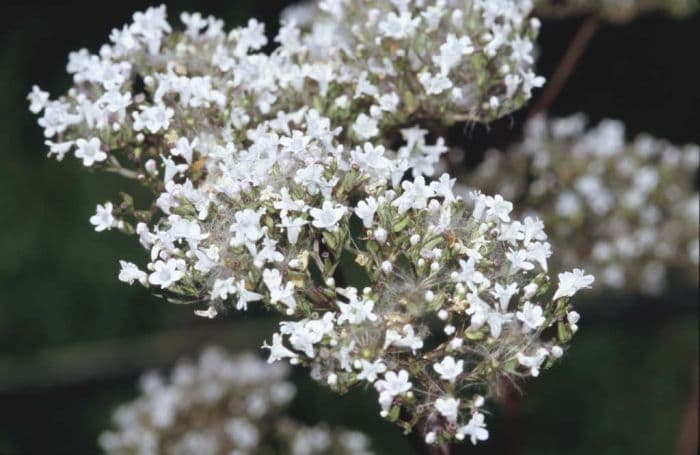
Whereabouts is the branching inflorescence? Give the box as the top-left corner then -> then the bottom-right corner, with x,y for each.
462,114 -> 698,296
29,2 -> 593,447
99,347 -> 374,454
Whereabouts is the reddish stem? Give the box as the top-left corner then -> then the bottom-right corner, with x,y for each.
530,14 -> 601,117
502,379 -> 522,455
676,363 -> 698,455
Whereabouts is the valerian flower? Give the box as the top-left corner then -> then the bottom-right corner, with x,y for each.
433,356 -> 464,383
29,3 -> 592,447
74,137 -> 106,166
99,347 -> 373,455
461,114 -> 699,296
90,202 -> 117,232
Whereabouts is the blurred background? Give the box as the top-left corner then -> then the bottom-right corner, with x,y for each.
0,1 -> 697,454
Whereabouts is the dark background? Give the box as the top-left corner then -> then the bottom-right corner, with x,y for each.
0,1 -> 697,454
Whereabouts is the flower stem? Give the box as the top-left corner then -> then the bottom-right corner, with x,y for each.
676,363 -> 698,455
530,14 -> 601,117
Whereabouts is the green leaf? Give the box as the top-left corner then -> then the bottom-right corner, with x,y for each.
322,231 -> 337,251
558,321 -> 573,343
392,215 -> 411,232
388,405 -> 401,422
465,328 -> 485,340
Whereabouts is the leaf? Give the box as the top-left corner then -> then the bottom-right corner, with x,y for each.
388,405 -> 401,422
465,328 -> 485,340
392,215 -> 411,232
322,231 -> 337,251
558,321 -> 573,343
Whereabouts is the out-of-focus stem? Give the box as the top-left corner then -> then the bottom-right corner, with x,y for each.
676,363 -> 698,455
106,156 -> 141,179
530,14 -> 601,117
501,378 -> 522,455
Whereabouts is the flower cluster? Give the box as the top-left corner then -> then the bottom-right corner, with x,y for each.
282,0 -> 545,123
533,0 -> 698,22
99,346 -> 373,455
461,114 -> 699,296
28,3 -> 593,447
263,189 -> 592,445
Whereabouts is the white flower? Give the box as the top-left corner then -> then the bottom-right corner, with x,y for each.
230,208 -> 265,245
378,93 -> 399,112
522,216 -> 546,245
511,37 -> 534,65
279,130 -> 311,154
98,89 -> 131,115
520,69 -> 546,96
90,201 -> 117,232
38,100 -> 80,137
310,201 -> 347,232
486,310 -> 514,338
506,249 -> 535,273
170,137 -> 198,164
225,418 -> 260,450
567,311 -> 581,325
499,220 -> 524,245
352,114 -> 379,139
516,302 -> 545,332
282,320 -> 322,358
374,227 -> 388,244
148,258 -> 185,288
491,282 -> 519,312
378,11 -> 419,39
355,197 -> 379,228
118,260 -> 147,285
211,277 -> 237,300
337,296 -> 377,325
418,72 -> 453,95
375,370 -> 412,397
384,324 -> 423,353
352,143 -> 391,177
454,257 -> 485,290
466,293 -> 490,329
262,333 -> 298,363
458,412 -> 489,445
391,176 -> 435,213
193,306 -> 218,319
277,215 -> 307,244
516,348 -> 549,377
180,11 -> 207,37
27,85 -> 49,113
505,73 -> 522,97
353,71 -> 379,99
357,359 -> 387,383
485,194 -> 513,222
435,34 -> 474,75
431,173 -> 456,201
75,137 -> 107,166
44,140 -> 74,161
273,187 -> 307,215
527,241 -> 551,272
433,356 -> 463,383
161,156 -> 188,183
235,280 -> 264,310
553,269 -> 595,300
132,104 -> 174,133
435,397 -> 460,423
263,269 -> 297,313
